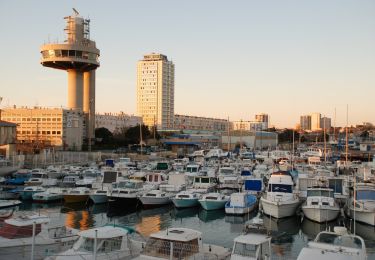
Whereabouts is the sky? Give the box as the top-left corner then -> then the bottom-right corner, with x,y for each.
0,0 -> 374,128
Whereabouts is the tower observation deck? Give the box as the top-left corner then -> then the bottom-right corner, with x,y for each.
40,9 -> 100,149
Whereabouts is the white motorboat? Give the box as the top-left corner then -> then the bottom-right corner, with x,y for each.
297,226 -> 367,260
75,169 -> 101,187
107,179 -> 145,209
0,200 -> 21,209
231,227 -> 272,260
347,182 -> 375,226
198,192 -> 230,211
134,227 -> 230,260
0,213 -> 78,260
302,187 -> 340,223
32,187 -> 66,203
260,171 -> 300,218
24,170 -> 57,187
172,190 -> 200,208
51,225 -> 141,260
139,190 -> 173,207
225,192 -> 257,215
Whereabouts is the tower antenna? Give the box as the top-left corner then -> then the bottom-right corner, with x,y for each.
72,8 -> 79,16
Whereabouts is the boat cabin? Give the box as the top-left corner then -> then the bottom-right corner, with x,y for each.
72,226 -> 130,254
0,214 -> 49,239
231,234 -> 271,260
141,228 -> 203,259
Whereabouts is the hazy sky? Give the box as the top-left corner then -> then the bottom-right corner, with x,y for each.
0,1 -> 374,128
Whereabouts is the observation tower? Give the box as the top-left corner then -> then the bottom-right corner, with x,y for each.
40,9 -> 100,148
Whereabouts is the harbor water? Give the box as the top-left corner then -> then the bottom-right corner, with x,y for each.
16,201 -> 375,259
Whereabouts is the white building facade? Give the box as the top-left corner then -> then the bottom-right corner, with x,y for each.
137,53 -> 175,130
95,113 -> 142,133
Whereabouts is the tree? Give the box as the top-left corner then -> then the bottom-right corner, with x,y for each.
95,127 -> 113,144
117,124 -> 152,144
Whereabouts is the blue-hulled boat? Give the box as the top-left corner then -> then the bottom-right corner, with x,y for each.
225,192 -> 257,215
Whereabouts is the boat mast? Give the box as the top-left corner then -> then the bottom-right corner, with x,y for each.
227,116 -> 231,152
346,105 -> 348,164
323,115 -> 327,164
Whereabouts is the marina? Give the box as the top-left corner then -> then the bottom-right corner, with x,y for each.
0,2 -> 374,259
1,148 -> 375,259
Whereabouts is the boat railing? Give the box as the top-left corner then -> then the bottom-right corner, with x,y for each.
141,239 -> 224,260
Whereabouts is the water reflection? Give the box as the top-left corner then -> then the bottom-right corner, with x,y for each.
198,209 -> 225,222
301,218 -> 339,240
172,207 -> 199,219
65,209 -> 94,230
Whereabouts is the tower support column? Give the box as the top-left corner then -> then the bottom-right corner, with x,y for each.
67,70 -> 83,110
83,70 -> 95,148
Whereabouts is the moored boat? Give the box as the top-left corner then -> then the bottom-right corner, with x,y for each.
172,190 -> 200,208
297,226 -> 367,260
20,186 -> 46,200
139,189 -> 173,207
63,187 -> 91,203
51,225 -> 141,260
225,192 -> 257,215
0,213 -> 78,260
260,171 -> 300,218
133,227 -> 230,260
302,187 -> 340,223
198,192 -> 229,211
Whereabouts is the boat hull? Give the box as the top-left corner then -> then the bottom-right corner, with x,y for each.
0,200 -> 21,209
32,194 -> 63,203
348,208 -> 375,226
89,194 -> 108,204
108,196 -> 139,209
139,196 -> 171,206
225,203 -> 256,215
21,191 -> 43,200
63,195 -> 89,203
172,198 -> 199,208
261,197 -> 300,218
302,206 -> 340,223
0,238 -> 76,260
199,200 -> 227,211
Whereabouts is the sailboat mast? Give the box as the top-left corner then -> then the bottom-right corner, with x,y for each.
346,105 -> 348,164
324,115 -> 327,164
227,116 -> 231,152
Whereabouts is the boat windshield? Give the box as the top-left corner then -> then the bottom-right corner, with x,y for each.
307,190 -> 333,198
316,233 -> 363,249
31,173 -> 43,178
76,236 -> 122,253
220,169 -> 234,175
356,190 -> 375,200
268,184 -> 292,193
142,237 -> 199,258
233,242 -> 257,258
187,167 -> 198,173
118,182 -> 136,189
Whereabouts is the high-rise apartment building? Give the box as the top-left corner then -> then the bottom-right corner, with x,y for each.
311,113 -> 321,131
255,113 -> 269,129
320,117 -> 331,130
300,115 -> 311,131
137,53 -> 174,130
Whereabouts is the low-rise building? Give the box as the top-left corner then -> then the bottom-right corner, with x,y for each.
1,106 -> 84,150
174,114 -> 228,132
95,112 -> 142,133
221,131 -> 278,150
